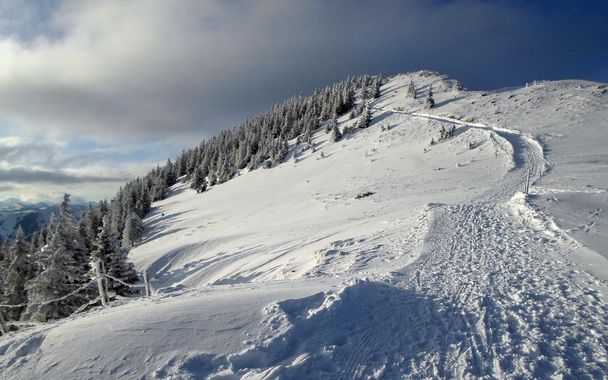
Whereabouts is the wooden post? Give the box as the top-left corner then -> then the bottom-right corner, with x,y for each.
0,310 -> 7,335
94,261 -> 108,306
524,170 -> 531,194
143,270 -> 151,297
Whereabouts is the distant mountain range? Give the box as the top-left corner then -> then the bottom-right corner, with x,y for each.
0,199 -> 88,241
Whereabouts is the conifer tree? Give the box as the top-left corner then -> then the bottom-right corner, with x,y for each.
208,172 -> 217,187
29,231 -> 40,255
36,227 -> 47,250
424,86 -> 435,109
163,159 -> 177,187
326,114 -> 337,134
0,238 -> 10,265
358,104 -> 372,128
80,205 -> 100,252
152,175 -> 167,201
371,76 -> 381,98
45,213 -> 58,245
22,226 -> 82,322
0,239 -> 7,306
191,166 -> 206,193
92,216 -> 138,297
122,212 -> 144,248
407,80 -> 416,98
58,194 -> 89,282
331,124 -> 342,142
2,227 -> 33,320
21,195 -> 92,322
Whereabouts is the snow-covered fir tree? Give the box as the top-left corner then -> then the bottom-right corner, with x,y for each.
29,231 -> 40,255
437,125 -> 456,141
20,194 -> 105,322
407,80 -> 416,98
45,213 -> 58,245
2,227 -> 33,320
57,194 -> 89,282
190,166 -> 207,193
361,75 -> 381,100
22,226 -> 83,322
358,104 -> 372,129
424,86 -> 435,109
80,205 -> 102,253
331,124 -> 342,142
0,239 -> 8,300
152,174 -> 168,201
371,75 -> 382,98
91,215 -> 139,297
122,212 -> 144,248
325,114 -> 337,134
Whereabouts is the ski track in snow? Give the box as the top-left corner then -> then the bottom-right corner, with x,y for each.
211,106 -> 608,378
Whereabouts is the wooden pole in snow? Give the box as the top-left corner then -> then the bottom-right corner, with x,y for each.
94,261 -> 108,306
143,270 -> 151,297
524,170 -> 531,194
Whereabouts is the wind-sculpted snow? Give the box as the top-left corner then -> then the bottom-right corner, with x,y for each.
226,281 -> 464,379
1,72 -> 607,379
188,95 -> 608,378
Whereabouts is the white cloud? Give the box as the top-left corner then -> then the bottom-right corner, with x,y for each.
0,135 -> 155,201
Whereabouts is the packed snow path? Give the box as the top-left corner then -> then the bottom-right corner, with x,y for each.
391,201 -> 608,378
372,105 -> 550,203
379,109 -> 606,378
222,111 -> 608,378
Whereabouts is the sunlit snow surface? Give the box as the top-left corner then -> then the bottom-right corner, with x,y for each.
1,72 -> 607,379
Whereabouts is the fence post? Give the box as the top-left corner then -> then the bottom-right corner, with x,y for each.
94,261 -> 109,306
143,270 -> 151,297
524,169 -> 531,194
0,310 -> 7,335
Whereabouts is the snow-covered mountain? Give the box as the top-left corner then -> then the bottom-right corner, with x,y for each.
0,200 -> 87,241
1,71 -> 607,379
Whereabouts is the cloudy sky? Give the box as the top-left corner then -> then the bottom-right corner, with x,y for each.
0,0 -> 606,203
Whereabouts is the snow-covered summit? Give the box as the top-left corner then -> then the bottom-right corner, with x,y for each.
1,71 -> 607,379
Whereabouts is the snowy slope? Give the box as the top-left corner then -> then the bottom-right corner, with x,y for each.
1,71 -> 607,379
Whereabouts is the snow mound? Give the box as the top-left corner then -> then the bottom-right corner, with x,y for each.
508,191 -> 573,242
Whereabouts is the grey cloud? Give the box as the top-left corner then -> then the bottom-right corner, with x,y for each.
0,167 -> 128,184
0,137 -> 151,171
0,140 -> 62,166
0,0 -> 605,145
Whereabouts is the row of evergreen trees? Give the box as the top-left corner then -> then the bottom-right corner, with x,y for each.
0,73 -> 384,325
0,147 -> 170,324
0,194 -> 142,323
182,74 -> 381,192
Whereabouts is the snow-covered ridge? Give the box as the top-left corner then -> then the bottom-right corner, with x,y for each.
1,71 -> 607,379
